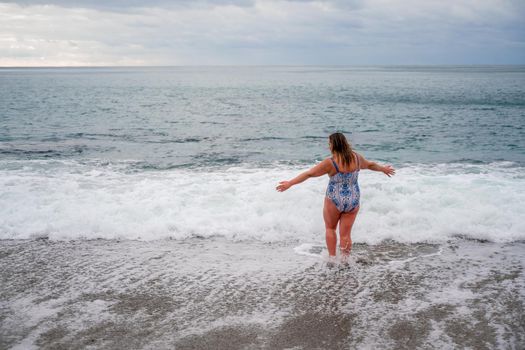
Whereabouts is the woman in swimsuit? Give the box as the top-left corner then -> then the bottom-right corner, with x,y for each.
276,133 -> 395,259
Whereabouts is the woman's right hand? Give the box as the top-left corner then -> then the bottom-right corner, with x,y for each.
382,165 -> 396,177
276,181 -> 292,192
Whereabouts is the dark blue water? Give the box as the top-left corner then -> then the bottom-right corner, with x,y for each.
2,66 -> 524,169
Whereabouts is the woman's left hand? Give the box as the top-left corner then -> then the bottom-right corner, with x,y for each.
382,165 -> 396,177
276,181 -> 292,192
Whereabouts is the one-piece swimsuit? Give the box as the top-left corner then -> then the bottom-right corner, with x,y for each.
326,152 -> 360,213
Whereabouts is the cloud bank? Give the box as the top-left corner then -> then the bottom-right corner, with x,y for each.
1,0 -> 524,66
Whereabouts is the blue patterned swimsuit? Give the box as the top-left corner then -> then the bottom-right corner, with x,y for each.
326,153 -> 360,213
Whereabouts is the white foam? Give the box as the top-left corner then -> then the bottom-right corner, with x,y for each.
0,160 -> 523,243
8,296 -> 69,350
293,243 -> 326,259
387,246 -> 443,267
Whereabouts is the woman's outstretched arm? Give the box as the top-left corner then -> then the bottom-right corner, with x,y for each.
356,153 -> 396,177
276,159 -> 331,192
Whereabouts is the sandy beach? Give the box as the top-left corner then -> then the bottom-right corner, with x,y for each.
1,238 -> 523,349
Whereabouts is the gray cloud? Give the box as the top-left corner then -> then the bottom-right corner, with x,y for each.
6,0 -> 256,11
0,0 -> 524,66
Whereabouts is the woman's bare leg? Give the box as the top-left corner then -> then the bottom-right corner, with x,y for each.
339,206 -> 359,258
323,197 -> 341,257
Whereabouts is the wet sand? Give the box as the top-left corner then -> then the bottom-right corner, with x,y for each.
1,238 -> 524,349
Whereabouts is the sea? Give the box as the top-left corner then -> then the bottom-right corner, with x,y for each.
1,66 -> 524,349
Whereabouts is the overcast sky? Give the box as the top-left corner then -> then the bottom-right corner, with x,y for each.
1,0 -> 524,66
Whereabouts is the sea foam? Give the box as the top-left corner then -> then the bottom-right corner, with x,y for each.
0,160 -> 523,243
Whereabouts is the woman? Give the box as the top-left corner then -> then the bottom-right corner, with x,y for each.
276,133 -> 395,260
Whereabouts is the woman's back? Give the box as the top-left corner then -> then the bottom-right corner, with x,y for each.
329,152 -> 360,177
326,152 -> 361,212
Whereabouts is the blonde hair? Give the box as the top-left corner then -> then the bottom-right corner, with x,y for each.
329,132 -> 355,168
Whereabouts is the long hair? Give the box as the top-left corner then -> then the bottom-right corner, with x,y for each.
329,132 -> 355,168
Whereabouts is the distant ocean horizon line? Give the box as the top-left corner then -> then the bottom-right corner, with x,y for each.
1,64 -> 525,69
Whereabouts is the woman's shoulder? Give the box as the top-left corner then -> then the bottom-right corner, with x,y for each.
353,151 -> 369,169
319,157 -> 335,169
353,151 -> 364,160
323,157 -> 336,165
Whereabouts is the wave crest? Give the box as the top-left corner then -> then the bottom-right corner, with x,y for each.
0,161 -> 523,243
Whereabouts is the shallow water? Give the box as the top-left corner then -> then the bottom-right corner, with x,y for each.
1,239 -> 523,349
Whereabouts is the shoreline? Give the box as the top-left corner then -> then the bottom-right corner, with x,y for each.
1,238 -> 524,349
